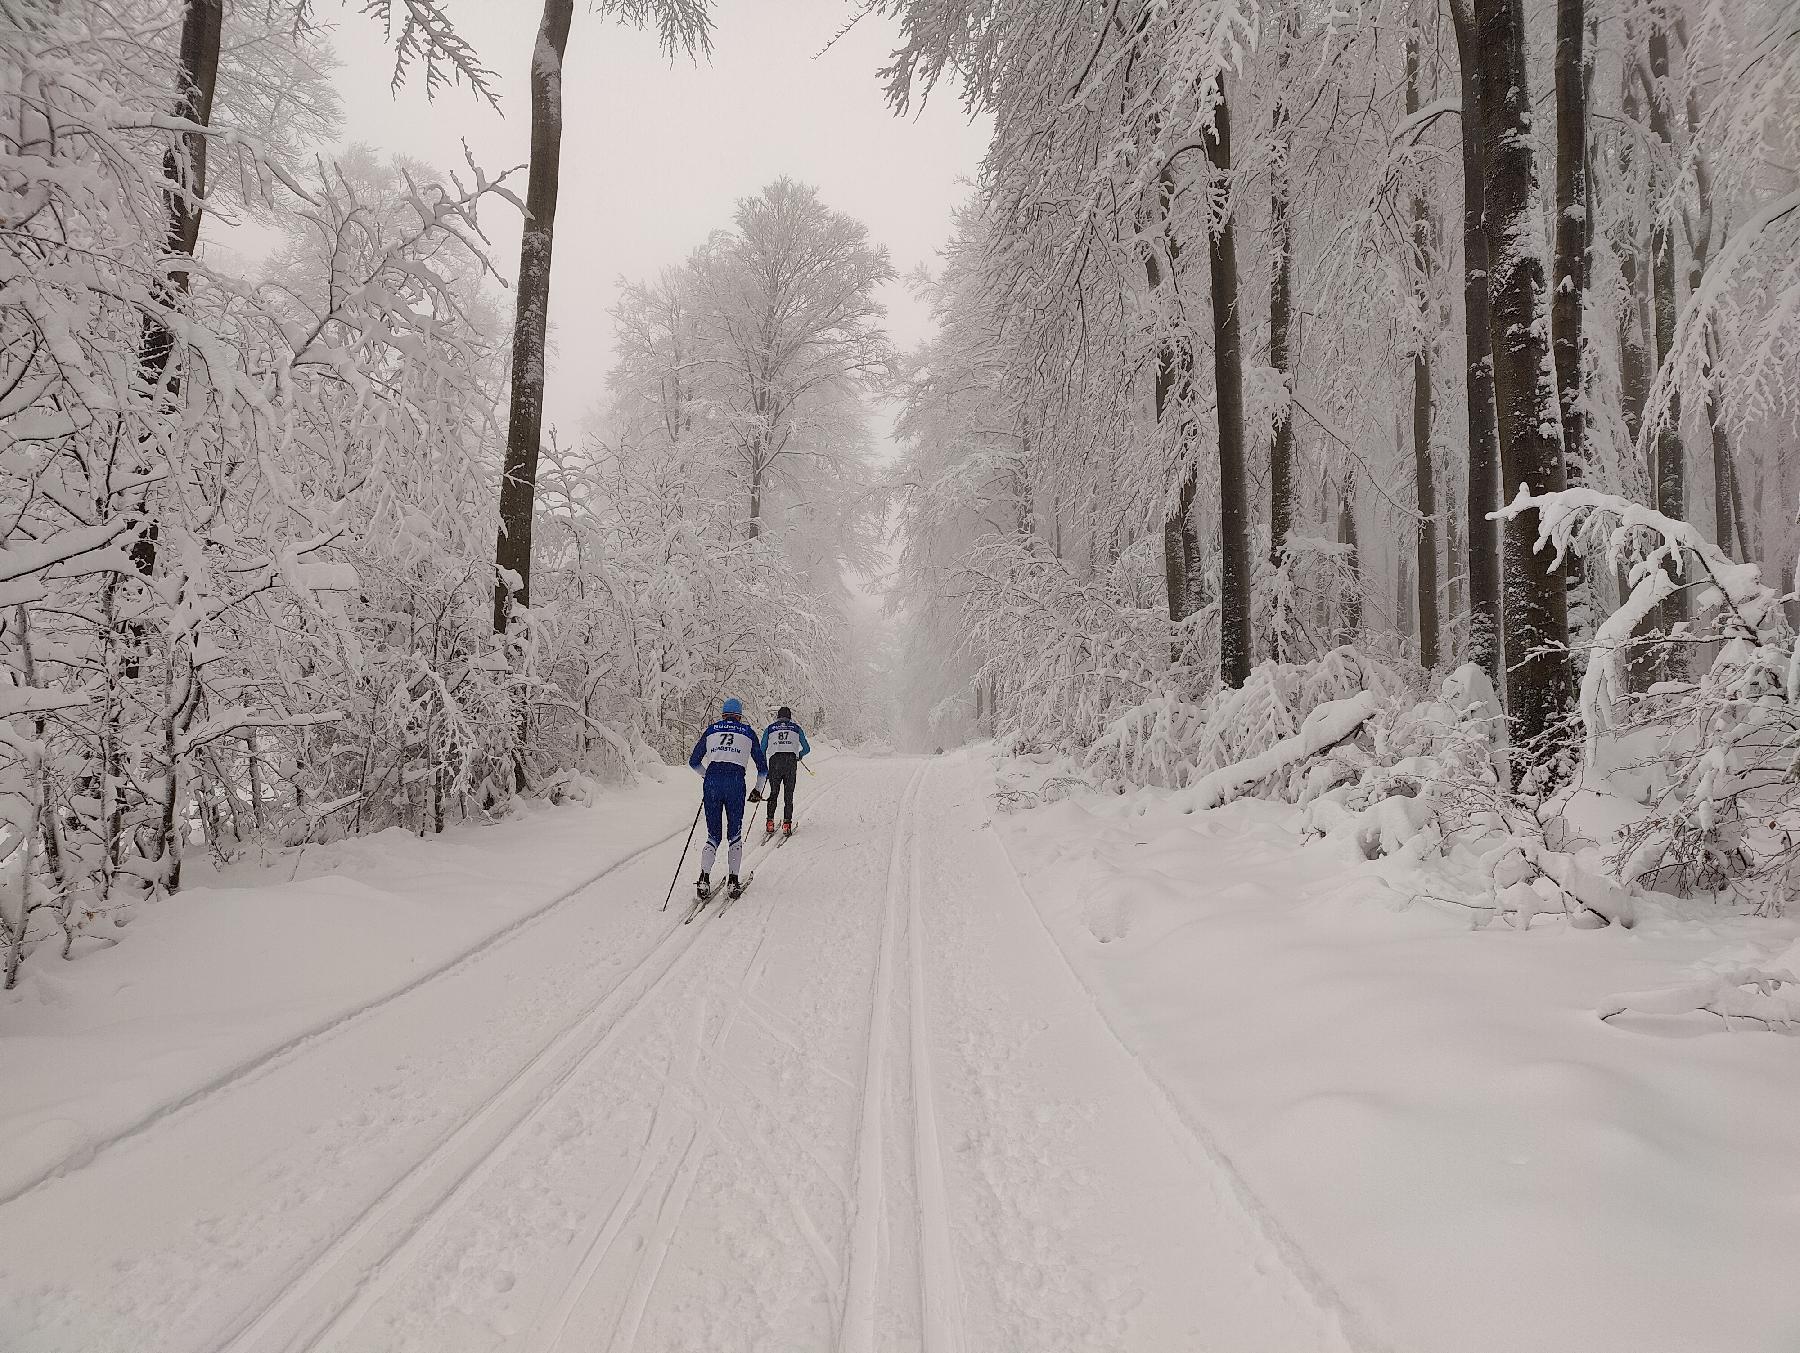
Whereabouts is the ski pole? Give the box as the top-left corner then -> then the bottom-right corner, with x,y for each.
660,802 -> 704,912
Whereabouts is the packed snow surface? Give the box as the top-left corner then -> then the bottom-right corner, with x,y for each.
0,752 -> 1354,1352
5,749 -> 1795,1350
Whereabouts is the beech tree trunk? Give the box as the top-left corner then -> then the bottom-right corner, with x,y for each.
1475,0 -> 1573,759
1205,89 -> 1252,690
132,0 -> 223,585
1552,0 -> 1594,644
1449,0 -> 1502,690
1645,23 -> 1687,653
1613,72 -> 1659,688
1677,25 -> 1738,559
1145,167 -> 1201,641
1551,0 -> 1587,490
1268,15 -> 1295,607
1406,14 -> 1440,669
1336,477 -> 1363,638
493,0 -> 576,633
141,0 -> 222,383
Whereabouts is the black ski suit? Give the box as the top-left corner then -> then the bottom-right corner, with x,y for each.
765,753 -> 798,825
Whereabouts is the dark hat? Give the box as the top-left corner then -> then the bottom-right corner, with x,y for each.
777,705 -> 791,719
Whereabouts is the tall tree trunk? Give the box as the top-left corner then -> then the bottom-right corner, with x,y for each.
1676,22 -> 1737,559
1552,0 -> 1594,645
493,0 -> 576,633
1205,89 -> 1252,689
1406,12 -> 1440,669
1145,165 -> 1201,644
1551,0 -> 1588,493
132,0 -> 223,585
1336,477 -> 1363,638
1615,74 -> 1658,688
1268,14 -> 1295,615
1476,0 -> 1573,760
1449,0 -> 1503,690
1645,23 -> 1687,653
140,0 -> 223,385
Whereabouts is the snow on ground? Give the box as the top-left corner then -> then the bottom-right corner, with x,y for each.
0,751 -> 1352,1352
998,755 -> 1800,1353
0,764 -> 704,1208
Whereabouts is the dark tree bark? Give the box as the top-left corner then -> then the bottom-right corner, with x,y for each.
1475,0 -> 1573,758
1615,75 -> 1659,691
1268,15 -> 1295,610
1644,23 -> 1687,649
493,0 -> 576,634
1552,0 -> 1595,644
1448,0 -> 1502,690
1204,90 -> 1252,689
1406,13 -> 1440,669
1551,0 -> 1588,489
1336,476 -> 1363,638
132,0 -> 223,587
1144,166 -> 1202,638
140,0 -> 223,384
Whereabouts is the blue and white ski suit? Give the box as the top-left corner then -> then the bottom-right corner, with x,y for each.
688,716 -> 768,877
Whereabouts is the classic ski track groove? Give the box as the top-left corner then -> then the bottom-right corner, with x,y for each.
837,758 -> 931,1353
2,756 -> 846,1212
906,761 -> 969,1353
211,767 -> 857,1353
985,798 -> 1379,1353
518,782 -> 813,1350
0,821 -> 692,1211
210,906 -> 715,1353
283,765 -> 848,1353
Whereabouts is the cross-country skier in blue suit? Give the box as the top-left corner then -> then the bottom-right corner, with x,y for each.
759,705 -> 811,837
688,697 -> 768,901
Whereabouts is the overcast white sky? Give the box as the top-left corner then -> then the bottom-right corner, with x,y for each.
324,0 -> 990,438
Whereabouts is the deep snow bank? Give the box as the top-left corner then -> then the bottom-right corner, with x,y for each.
997,767 -> 1800,1353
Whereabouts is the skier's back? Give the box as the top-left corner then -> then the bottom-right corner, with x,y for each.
759,705 -> 811,837
687,698 -> 767,900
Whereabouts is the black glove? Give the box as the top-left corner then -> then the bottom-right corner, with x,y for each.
748,788 -> 763,803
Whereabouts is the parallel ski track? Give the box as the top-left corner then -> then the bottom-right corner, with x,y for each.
537,793 -> 812,1351
984,790 -> 1378,1353
0,758 -> 838,1212
905,761 -> 969,1353
838,758 -> 958,1353
205,762 -> 859,1353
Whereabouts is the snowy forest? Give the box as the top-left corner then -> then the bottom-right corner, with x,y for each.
4,0 -> 1800,985
5,2 -> 1800,1350
885,0 -> 1800,950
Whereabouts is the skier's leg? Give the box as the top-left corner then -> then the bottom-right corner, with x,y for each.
724,786 -> 746,876
780,764 -> 796,824
699,788 -> 723,875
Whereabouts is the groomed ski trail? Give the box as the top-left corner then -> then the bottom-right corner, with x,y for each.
0,753 -> 1357,1352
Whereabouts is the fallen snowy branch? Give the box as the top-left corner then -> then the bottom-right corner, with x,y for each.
1598,968 -> 1800,1026
1180,691 -> 1380,813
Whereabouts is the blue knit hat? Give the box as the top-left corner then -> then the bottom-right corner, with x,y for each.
721,697 -> 743,716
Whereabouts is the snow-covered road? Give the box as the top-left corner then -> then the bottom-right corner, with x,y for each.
0,754 -> 1354,1353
